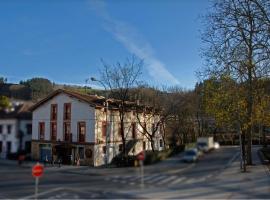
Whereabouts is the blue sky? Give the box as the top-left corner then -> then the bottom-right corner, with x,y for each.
0,0 -> 210,89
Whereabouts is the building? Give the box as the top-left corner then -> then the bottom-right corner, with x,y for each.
0,101 -> 33,159
31,89 -> 164,166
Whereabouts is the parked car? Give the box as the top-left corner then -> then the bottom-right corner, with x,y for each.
182,149 -> 199,163
214,142 -> 220,149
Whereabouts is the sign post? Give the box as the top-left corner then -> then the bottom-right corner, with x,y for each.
137,151 -> 145,189
32,162 -> 44,200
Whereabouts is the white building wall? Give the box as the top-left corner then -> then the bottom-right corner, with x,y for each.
32,93 -> 95,143
0,119 -> 18,158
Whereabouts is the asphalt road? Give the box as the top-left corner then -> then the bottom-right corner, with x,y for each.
0,146 -> 239,199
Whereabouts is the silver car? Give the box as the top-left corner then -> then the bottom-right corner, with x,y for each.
182,149 -> 199,162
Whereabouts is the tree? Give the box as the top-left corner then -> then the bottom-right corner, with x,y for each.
20,78 -> 54,101
96,56 -> 143,157
0,96 -> 10,110
201,0 -> 270,165
0,77 -> 7,84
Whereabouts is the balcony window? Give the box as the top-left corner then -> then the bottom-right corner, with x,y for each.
7,125 -> 12,134
26,124 -> 32,135
63,122 -> 71,142
64,103 -> 71,120
132,123 -> 136,139
39,122 -> 45,140
102,121 -> 107,137
51,104 -> 57,121
78,122 -> 86,142
50,122 -> 57,141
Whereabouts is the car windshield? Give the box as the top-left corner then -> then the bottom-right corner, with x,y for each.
185,151 -> 196,156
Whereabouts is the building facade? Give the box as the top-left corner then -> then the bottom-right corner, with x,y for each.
31,89 -> 164,166
0,101 -> 33,159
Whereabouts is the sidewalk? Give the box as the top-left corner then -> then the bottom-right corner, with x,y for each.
117,147 -> 270,199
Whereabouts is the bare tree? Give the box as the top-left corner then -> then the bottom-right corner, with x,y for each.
201,0 -> 270,165
97,56 -> 143,157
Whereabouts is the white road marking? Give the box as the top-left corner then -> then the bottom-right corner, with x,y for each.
157,175 -> 178,185
147,175 -> 168,183
168,176 -> 187,185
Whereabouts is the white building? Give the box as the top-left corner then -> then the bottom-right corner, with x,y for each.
31,89 -> 164,166
0,101 -> 33,159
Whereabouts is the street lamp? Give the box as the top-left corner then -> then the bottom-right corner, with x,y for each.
90,77 -> 109,167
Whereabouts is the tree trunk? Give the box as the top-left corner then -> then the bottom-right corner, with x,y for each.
150,137 -> 155,152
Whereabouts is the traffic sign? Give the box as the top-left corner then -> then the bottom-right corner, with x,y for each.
32,163 -> 44,177
137,151 -> 145,161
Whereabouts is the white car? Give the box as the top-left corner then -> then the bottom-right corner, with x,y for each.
214,142 -> 220,149
182,149 -> 199,162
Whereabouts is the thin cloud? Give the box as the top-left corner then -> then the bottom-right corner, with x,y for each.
88,0 -> 180,85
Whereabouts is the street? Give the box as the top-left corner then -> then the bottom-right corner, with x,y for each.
0,146 -> 256,199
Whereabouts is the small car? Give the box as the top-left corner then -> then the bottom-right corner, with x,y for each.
182,149 -> 199,163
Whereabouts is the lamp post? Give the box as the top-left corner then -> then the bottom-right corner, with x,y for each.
91,77 -> 109,166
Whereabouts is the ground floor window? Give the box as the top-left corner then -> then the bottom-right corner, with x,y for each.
160,139 -> 163,148
118,144 -> 123,152
102,146 -> 106,154
78,147 -> 85,159
143,141 -> 146,150
0,141 -> 2,153
7,141 -> 11,153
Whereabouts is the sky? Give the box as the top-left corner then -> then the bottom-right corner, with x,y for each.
0,0 -> 211,89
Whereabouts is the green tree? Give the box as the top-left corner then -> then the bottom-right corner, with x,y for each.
20,78 -> 53,101
0,96 -> 10,110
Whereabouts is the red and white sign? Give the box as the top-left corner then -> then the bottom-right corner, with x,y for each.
32,163 -> 44,178
137,151 -> 145,161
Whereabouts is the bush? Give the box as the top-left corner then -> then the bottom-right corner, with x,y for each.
111,155 -> 137,167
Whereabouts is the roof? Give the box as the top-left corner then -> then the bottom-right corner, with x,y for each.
0,101 -> 33,120
30,89 -> 106,111
30,89 -> 160,114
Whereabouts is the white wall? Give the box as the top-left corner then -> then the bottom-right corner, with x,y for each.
32,93 -> 95,143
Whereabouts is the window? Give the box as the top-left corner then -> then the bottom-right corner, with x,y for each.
64,103 -> 71,120
118,123 -> 122,136
50,122 -> 57,141
143,141 -> 146,150
78,122 -> 86,142
7,141 -> 11,154
143,123 -> 147,134
132,123 -> 136,139
39,122 -> 45,140
160,139 -> 163,148
119,144 -> 123,152
102,121 -> 107,137
0,141 -> 2,153
63,122 -> 71,141
26,124 -> 32,135
7,125 -> 12,134
102,146 -> 106,154
51,104 -> 57,121
0,125 -> 2,134
152,123 -> 155,134
25,141 -> 31,153
78,147 -> 85,159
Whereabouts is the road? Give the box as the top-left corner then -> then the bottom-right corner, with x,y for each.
0,146 -> 240,199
